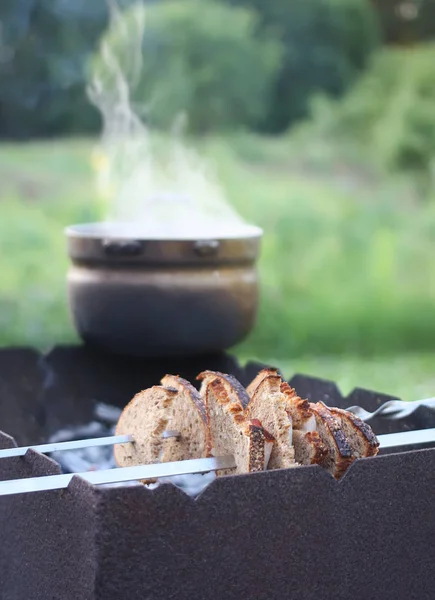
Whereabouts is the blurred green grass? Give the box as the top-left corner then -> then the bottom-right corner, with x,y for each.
0,135 -> 434,398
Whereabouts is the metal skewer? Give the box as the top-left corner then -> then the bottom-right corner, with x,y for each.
0,434 -> 135,459
0,395 -> 433,461
0,430 -> 180,460
0,423 -> 434,463
0,455 -> 236,497
377,428 -> 435,449
0,427 -> 434,497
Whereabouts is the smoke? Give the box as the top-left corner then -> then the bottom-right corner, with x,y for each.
87,2 -> 249,239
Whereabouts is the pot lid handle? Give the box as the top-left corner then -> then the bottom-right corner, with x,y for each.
102,239 -> 144,257
193,240 -> 220,257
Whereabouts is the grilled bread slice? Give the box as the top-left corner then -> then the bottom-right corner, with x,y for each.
292,430 -> 328,467
280,382 -> 317,432
329,407 -> 379,459
204,377 -> 275,476
114,386 -> 178,471
197,370 -> 250,409
244,373 -> 295,470
246,367 -> 280,397
279,382 -> 328,466
309,402 -> 354,479
248,373 -> 328,468
160,374 -> 210,462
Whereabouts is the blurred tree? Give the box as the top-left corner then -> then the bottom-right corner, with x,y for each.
0,0 -> 134,138
371,0 -> 435,45
90,0 -> 283,134
305,43 -> 435,192
227,0 -> 381,132
0,0 -> 382,138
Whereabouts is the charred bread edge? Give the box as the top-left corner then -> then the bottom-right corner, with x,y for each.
198,370 -> 250,409
329,407 -> 380,454
280,382 -> 314,424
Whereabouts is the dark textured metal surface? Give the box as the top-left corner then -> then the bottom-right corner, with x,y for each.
0,348 -> 47,445
1,345 -> 435,599
0,435 -> 96,600
1,431 -> 435,599
94,451 -> 435,600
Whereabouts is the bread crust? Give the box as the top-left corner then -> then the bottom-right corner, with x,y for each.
162,374 -> 207,424
197,370 -> 250,409
204,378 -> 274,475
329,407 -> 379,458
310,402 -> 354,479
280,382 -> 314,429
246,419 -> 275,472
246,368 -> 280,397
245,374 -> 295,470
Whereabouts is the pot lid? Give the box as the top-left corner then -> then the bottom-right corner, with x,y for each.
66,221 -> 262,265
65,221 -> 262,241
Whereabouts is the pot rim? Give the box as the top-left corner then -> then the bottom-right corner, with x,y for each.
65,221 -> 263,242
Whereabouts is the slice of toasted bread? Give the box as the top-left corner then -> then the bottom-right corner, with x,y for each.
246,368 -> 280,397
292,430 -> 328,466
197,370 -> 250,409
244,374 -> 295,470
204,377 -> 275,476
247,418 -> 276,472
278,381 -> 328,467
160,374 -> 210,462
329,407 -> 379,459
280,382 -> 317,432
310,402 -> 354,479
114,386 -> 178,476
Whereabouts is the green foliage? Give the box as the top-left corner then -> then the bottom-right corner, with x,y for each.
329,0 -> 382,71
303,44 -> 435,186
0,0 -> 136,138
0,0 -> 381,138
90,0 -> 283,134
227,0 -> 381,131
3,136 -> 435,362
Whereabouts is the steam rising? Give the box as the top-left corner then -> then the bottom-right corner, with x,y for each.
87,2 -> 252,240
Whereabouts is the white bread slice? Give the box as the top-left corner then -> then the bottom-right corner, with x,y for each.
160,374 -> 210,462
310,402 -> 354,479
329,407 -> 379,459
244,373 -> 295,470
114,386 -> 178,473
205,377 -> 275,476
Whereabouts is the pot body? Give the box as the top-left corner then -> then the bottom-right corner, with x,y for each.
66,223 -> 262,357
